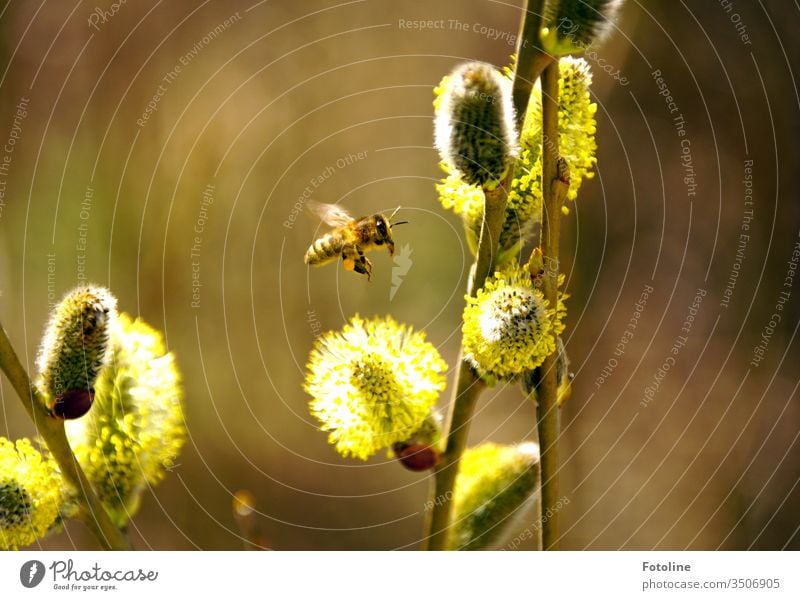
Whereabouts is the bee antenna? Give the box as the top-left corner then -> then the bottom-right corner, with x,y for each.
388,206 -> 402,220
391,220 -> 409,227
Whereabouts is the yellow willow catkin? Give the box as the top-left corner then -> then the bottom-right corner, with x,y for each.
462,265 -> 567,384
65,313 -> 185,526
0,438 -> 61,550
448,443 -> 540,550
305,315 -> 447,460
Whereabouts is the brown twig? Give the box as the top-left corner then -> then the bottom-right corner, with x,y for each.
536,61 -> 567,550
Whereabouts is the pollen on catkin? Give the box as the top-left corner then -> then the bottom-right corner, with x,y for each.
36,286 -> 117,419
65,313 -> 185,527
523,56 -> 598,213
305,315 -> 447,461
0,438 -> 62,550
462,265 -> 567,383
448,442 -> 540,550
434,62 -> 517,188
541,0 -> 624,55
436,161 -> 539,265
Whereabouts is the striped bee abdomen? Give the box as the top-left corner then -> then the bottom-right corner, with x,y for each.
305,232 -> 345,265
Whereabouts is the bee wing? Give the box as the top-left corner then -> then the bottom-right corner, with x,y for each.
308,201 -> 353,227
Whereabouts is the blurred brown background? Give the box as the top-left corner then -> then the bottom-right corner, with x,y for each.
0,0 -> 797,550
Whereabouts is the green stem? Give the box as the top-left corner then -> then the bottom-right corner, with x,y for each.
423,352 -> 485,550
0,321 -> 131,550
537,61 -> 566,551
469,182 -> 513,296
422,0 -> 546,551
423,181 -> 507,550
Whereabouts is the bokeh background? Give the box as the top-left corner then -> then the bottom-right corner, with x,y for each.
0,0 -> 798,550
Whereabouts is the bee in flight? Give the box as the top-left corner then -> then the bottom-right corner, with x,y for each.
304,202 -> 407,280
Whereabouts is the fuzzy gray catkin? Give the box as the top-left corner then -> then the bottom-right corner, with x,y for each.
36,286 -> 116,419
542,0 -> 624,54
435,62 -> 517,188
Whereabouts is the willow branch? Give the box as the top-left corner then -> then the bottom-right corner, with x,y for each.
512,3 -> 556,134
537,61 -> 567,551
422,0 -> 546,551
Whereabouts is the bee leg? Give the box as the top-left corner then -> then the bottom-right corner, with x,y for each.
355,246 -> 373,281
354,257 -> 373,281
341,246 -> 368,279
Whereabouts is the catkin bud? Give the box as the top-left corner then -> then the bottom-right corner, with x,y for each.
36,286 -> 117,419
434,62 -> 517,188
542,0 -> 624,55
448,442 -> 541,550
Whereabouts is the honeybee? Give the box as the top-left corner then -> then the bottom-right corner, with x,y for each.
304,202 -> 407,280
